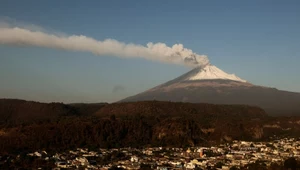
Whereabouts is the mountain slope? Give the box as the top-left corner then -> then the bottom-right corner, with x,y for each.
0,99 -> 107,127
0,99 -> 78,126
120,65 -> 300,116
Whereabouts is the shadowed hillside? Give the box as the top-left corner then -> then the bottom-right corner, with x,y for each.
0,99 -> 77,127
0,99 -> 107,127
0,99 -> 300,154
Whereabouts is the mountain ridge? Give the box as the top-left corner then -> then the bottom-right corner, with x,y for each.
120,65 -> 300,116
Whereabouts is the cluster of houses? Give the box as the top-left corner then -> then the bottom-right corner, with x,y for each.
11,137 -> 300,169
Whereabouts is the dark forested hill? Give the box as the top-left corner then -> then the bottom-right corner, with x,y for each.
0,99 -> 107,127
0,99 -> 77,127
0,99 -> 300,154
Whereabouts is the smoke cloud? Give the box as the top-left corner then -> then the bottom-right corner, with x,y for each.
0,22 -> 209,67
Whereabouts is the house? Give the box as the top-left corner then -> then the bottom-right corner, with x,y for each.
185,162 -> 195,169
55,161 -> 68,168
130,156 -> 139,162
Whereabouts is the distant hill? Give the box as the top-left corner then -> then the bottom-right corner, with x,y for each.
0,99 -> 77,126
95,101 -> 267,119
69,102 -> 108,116
0,99 -> 107,127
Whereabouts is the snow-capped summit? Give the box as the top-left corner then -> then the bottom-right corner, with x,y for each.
185,64 -> 247,83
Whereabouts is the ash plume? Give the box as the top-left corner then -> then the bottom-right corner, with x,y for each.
0,21 -> 209,67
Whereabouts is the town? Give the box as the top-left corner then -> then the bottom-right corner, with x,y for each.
1,137 -> 300,169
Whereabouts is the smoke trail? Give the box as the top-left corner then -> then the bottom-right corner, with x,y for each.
0,23 -> 209,67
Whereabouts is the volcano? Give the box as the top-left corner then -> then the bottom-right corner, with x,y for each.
120,64 -> 300,115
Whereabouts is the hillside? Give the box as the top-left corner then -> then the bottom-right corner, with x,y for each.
0,99 -> 107,127
0,99 -> 77,127
1,99 -> 300,154
95,101 -> 267,120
